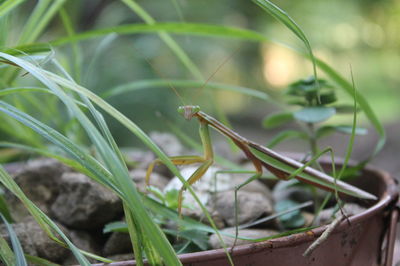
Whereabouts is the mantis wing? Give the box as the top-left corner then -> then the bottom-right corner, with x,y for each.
248,144 -> 377,201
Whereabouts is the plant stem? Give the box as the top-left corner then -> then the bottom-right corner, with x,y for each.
307,122 -> 318,157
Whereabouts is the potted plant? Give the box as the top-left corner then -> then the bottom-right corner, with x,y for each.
0,1 -> 397,266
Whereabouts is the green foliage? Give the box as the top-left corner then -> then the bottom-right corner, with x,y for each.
275,200 -> 305,229
262,112 -> 294,129
264,76 -> 363,148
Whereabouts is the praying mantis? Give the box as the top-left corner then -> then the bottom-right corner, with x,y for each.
145,104 -> 377,243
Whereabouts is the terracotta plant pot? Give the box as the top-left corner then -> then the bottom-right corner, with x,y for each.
94,159 -> 399,266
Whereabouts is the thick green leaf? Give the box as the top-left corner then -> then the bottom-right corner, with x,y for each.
294,107 -> 336,123
275,200 -> 305,229
262,112 -> 294,129
332,104 -> 360,114
316,125 -> 367,139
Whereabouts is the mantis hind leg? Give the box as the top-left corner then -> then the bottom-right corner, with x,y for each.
232,171 -> 263,248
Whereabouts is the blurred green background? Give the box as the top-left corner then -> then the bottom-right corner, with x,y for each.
3,0 -> 400,173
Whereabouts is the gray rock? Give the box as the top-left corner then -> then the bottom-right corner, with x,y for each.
124,148 -> 156,170
272,179 -> 331,207
26,218 -> 70,262
103,232 -> 132,256
0,220 -> 37,256
212,190 -> 274,226
180,208 -> 225,229
149,131 -> 185,156
318,203 -> 367,225
230,174 -> 273,196
62,230 -> 101,264
6,158 -> 70,220
0,217 -> 69,262
129,169 -> 169,193
69,229 -> 100,253
108,253 -> 134,261
51,172 -> 122,229
209,228 -> 279,248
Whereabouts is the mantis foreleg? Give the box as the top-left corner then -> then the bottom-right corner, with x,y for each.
146,120 -> 214,217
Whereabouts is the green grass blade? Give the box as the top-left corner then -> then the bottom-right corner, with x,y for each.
0,186 -> 12,222
0,234 -> 15,265
17,0 -> 51,44
24,254 -> 60,266
0,141 -> 93,177
0,102 -> 122,198
315,59 -> 385,156
253,0 -> 318,82
123,204 -> 144,266
337,71 -> 358,179
0,131 -> 91,266
121,0 -> 203,80
0,87 -> 52,97
50,23 -> 267,46
0,213 -> 27,266
0,0 -> 25,18
102,79 -> 269,100
40,62 -> 232,265
0,10 -> 9,46
170,0 -> 184,22
82,34 -> 117,86
18,0 -> 66,44
49,21 -> 384,157
0,43 -> 51,56
0,53 -> 182,265
59,7 -> 82,82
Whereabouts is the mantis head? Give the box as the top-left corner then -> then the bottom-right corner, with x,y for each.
178,105 -> 201,120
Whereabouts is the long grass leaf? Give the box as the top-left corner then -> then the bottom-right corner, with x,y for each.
0,186 -> 12,222
0,0 -> 25,18
49,22 -> 384,156
50,23 -> 266,46
121,0 -> 203,80
253,0 -> 318,83
59,7 -> 82,82
24,254 -> 60,266
0,213 -> 27,266
0,143 -> 90,266
315,59 -> 385,156
102,79 -> 269,100
18,0 -> 67,44
0,44 -> 51,56
0,234 -> 15,265
0,53 -> 182,265
40,61 -> 232,265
